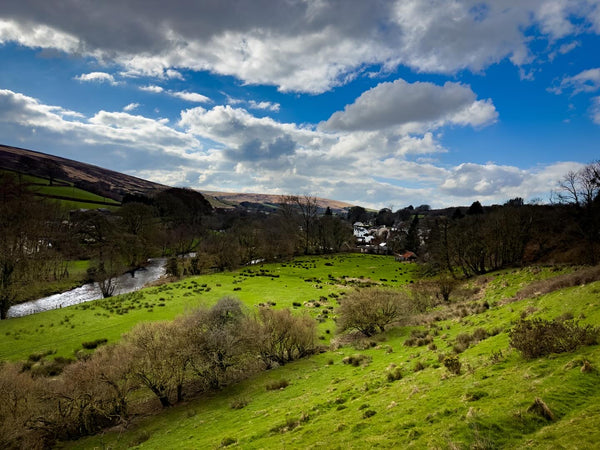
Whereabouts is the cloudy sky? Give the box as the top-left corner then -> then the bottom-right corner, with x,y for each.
1,1 -> 600,209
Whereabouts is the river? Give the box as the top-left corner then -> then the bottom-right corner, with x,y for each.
7,258 -> 167,318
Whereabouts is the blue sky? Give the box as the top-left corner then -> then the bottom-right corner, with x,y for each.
1,1 -> 600,209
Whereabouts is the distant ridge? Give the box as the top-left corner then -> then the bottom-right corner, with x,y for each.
200,190 -> 354,214
0,144 -> 356,213
0,144 -> 166,201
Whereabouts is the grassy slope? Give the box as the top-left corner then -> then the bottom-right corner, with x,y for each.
1,169 -> 121,209
62,264 -> 600,450
0,254 -> 414,361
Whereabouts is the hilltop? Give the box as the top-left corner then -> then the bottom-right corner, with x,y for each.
0,144 -> 355,213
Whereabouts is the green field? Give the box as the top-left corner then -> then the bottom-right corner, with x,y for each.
1,169 -> 121,209
2,255 -> 599,449
0,254 -> 415,361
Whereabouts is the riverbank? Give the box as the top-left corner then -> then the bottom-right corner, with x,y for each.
8,258 -> 166,318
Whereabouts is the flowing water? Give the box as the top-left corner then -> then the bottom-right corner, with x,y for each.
8,258 -> 167,318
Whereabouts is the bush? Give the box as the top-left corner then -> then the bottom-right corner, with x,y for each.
336,288 -> 411,336
509,318 -> 599,359
443,355 -> 461,375
81,338 -> 108,350
386,367 -> 403,382
342,354 -> 372,367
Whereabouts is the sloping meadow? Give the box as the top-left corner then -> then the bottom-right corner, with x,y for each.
61,263 -> 600,449
0,254 -> 415,362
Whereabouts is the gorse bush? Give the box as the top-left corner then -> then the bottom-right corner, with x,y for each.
509,318 -> 599,359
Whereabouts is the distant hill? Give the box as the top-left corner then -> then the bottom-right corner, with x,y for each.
0,144 -> 167,202
201,190 -> 354,215
0,144 -> 355,214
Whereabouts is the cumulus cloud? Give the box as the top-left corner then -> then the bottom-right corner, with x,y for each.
1,1 -> 599,93
74,72 -> 118,85
438,161 -> 585,203
0,86 -> 584,209
0,88 -> 199,165
323,79 -> 497,132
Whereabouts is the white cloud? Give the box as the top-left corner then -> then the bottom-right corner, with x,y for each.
123,102 -> 140,112
323,79 -> 497,132
551,67 -> 600,95
74,72 -> 118,85
438,161 -> 585,204
0,86 -> 585,209
169,90 -> 211,103
139,84 -> 164,93
0,89 -> 199,165
248,100 -> 280,112
1,2 -> 599,93
0,18 -> 79,53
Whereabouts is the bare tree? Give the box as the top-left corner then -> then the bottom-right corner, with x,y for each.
282,194 -> 319,254
336,289 -> 411,336
123,321 -> 189,407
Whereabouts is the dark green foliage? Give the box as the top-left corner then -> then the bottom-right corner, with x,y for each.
509,318 -> 599,359
81,338 -> 108,350
443,355 -> 461,375
165,257 -> 180,277
362,409 -> 377,419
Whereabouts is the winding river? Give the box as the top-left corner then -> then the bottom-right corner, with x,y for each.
8,258 -> 167,318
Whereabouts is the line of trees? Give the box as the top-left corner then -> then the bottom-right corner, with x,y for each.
0,298 -> 318,448
421,161 -> 600,275
1,172 -> 355,318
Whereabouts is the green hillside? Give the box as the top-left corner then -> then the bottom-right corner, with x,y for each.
1,169 -> 121,210
0,254 -> 415,361
64,264 -> 600,449
1,255 -> 599,448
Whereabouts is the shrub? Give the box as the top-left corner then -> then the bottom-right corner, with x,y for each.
336,288 -> 411,336
509,318 -> 599,359
386,367 -> 403,382
342,354 -> 372,367
443,355 -> 461,375
81,338 -> 108,350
